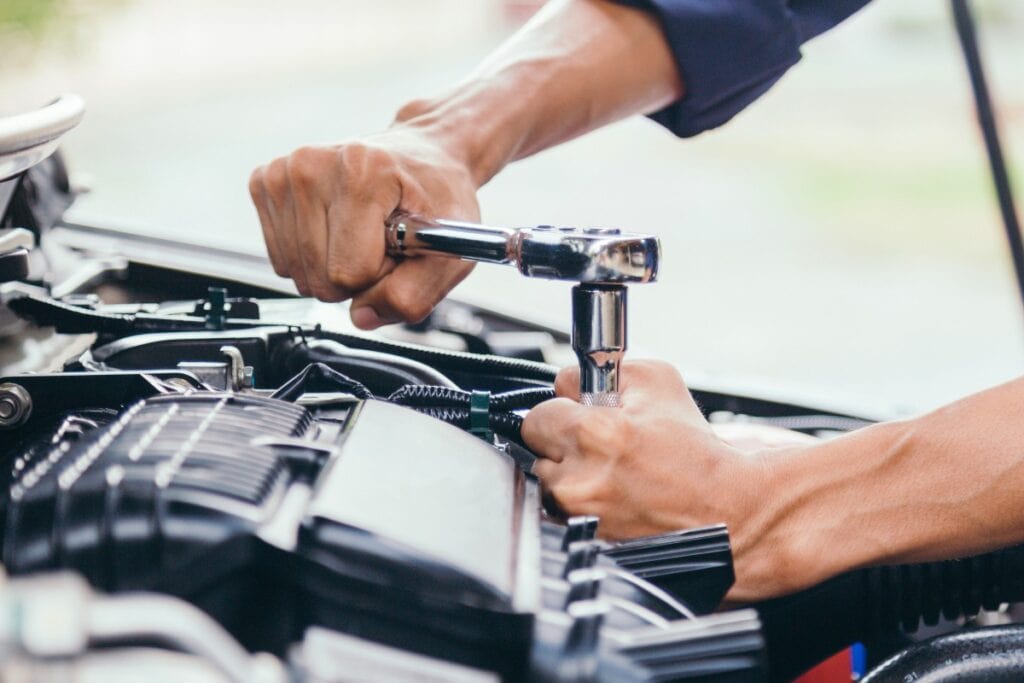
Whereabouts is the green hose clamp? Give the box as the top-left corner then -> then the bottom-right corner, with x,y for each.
469,390 -> 493,441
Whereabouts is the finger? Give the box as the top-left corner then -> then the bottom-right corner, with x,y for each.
532,456 -> 562,486
617,360 -> 702,419
263,157 -> 311,296
350,257 -> 473,328
521,397 -> 587,463
553,365 -> 581,401
287,153 -> 349,302
324,146 -> 402,297
249,167 -> 288,278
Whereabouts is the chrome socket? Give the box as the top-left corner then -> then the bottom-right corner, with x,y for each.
571,284 -> 626,408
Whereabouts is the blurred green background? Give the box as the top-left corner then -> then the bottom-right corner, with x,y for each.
1,0 -> 1022,414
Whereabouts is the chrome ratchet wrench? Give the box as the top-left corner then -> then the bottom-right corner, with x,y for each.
385,213 -> 661,407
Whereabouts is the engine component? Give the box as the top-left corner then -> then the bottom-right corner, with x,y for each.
0,387 -> 767,681
0,94 -> 84,183
760,544 -> 1024,680
0,571 -> 284,683
0,228 -> 32,283
862,624 -> 1024,681
0,382 -> 32,428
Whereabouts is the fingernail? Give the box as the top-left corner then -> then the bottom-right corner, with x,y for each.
351,306 -> 382,330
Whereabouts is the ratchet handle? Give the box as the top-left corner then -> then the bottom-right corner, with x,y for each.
385,213 -> 661,285
385,214 -> 516,265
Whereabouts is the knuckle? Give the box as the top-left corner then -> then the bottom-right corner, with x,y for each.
336,141 -> 369,172
327,256 -> 375,290
309,282 -> 343,303
394,97 -> 434,123
264,159 -> 290,200
550,484 -> 581,513
560,481 -> 605,514
577,479 -> 608,506
338,142 -> 396,184
574,414 -> 621,454
248,167 -> 265,200
385,287 -> 433,323
287,146 -> 324,189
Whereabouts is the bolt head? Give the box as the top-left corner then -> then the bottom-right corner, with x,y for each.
0,383 -> 32,428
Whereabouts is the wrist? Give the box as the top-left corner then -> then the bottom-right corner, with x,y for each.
724,445 -> 822,601
729,419 -> 918,601
392,78 -> 524,188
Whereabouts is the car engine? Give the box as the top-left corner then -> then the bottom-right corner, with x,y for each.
3,96 -> 1024,683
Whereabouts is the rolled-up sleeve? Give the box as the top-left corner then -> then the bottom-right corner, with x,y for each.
613,0 -> 873,137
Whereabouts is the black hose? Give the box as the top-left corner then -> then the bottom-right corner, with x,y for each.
311,328 -> 558,386
280,339 -> 459,395
386,385 -> 554,411
758,545 -> 1024,681
415,407 -> 527,444
951,0 -> 1024,316
270,362 -> 373,401
271,364 -> 548,447
383,385 -> 554,446
8,294 -> 559,388
863,624 -> 1024,682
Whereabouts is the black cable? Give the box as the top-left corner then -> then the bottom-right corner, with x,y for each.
271,364 -> 549,448
386,385 -> 554,411
951,0 -> 1024,315
270,362 -> 373,401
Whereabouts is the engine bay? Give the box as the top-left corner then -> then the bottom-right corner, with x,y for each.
4,100 -> 1024,683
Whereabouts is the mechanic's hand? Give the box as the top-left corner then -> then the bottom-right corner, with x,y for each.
249,125 -> 479,329
523,360 -> 801,601
524,360 -> 766,538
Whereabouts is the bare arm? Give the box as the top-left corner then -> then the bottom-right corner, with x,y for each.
398,0 -> 683,186
522,362 -> 1024,602
741,376 -> 1024,599
249,0 -> 681,327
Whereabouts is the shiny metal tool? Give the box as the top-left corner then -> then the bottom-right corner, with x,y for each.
386,214 -> 661,407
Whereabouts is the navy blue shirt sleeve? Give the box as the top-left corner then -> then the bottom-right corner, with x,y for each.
613,0 -> 873,137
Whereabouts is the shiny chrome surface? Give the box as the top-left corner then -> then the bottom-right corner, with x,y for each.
0,381 -> 32,429
516,226 -> 659,284
385,214 -> 516,265
385,213 -> 659,284
572,285 -> 626,407
0,94 -> 85,181
386,214 -> 656,407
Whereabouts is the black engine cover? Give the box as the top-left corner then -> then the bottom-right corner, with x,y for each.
2,392 -> 534,675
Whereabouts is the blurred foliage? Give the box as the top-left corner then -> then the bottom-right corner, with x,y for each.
0,0 -> 126,44
0,0 -> 68,37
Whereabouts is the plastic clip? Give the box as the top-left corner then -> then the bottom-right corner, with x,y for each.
469,390 -> 493,441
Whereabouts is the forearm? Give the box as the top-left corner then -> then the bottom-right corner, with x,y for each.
392,0 -> 682,187
736,377 -> 1024,600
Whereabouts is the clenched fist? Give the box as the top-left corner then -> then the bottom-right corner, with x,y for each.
249,124 -> 480,329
